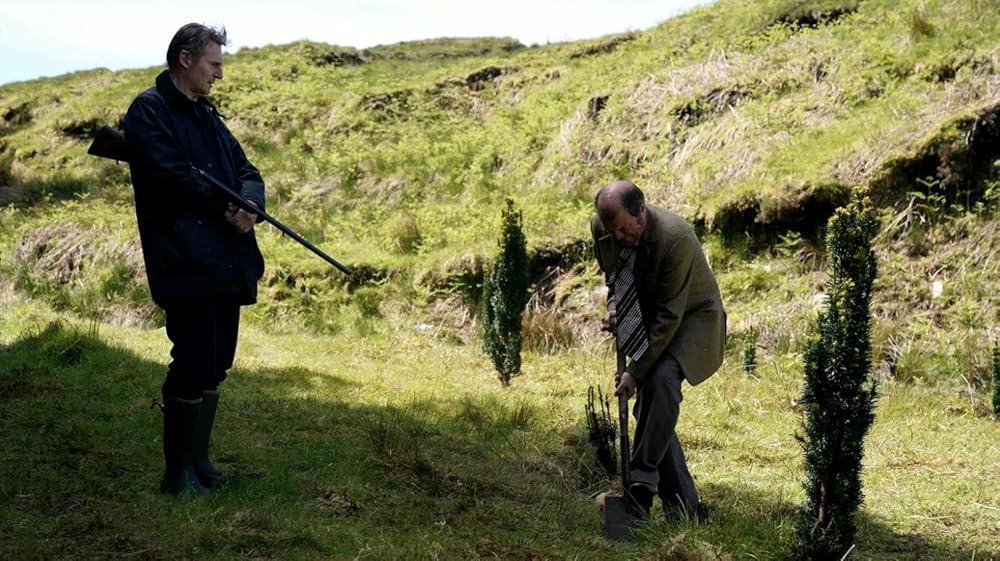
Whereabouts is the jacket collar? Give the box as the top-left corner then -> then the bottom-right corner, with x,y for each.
155,70 -> 227,121
639,204 -> 658,248
156,70 -> 197,106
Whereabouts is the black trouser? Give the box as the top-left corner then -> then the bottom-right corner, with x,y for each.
161,296 -> 241,401
629,352 -> 699,514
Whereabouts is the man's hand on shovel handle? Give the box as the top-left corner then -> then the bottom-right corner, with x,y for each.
601,309 -> 617,333
615,371 -> 636,398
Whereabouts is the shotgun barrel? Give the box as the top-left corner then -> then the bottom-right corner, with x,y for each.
191,166 -> 352,276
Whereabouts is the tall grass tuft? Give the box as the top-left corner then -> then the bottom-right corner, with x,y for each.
361,403 -> 432,468
796,190 -> 879,561
992,338 -> 1000,418
521,306 -> 578,352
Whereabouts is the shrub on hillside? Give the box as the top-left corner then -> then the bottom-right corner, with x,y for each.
742,325 -> 760,376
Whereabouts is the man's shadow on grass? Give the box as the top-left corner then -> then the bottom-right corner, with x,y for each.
0,321 -> 363,558
0,320 -> 366,491
0,321 -> 599,559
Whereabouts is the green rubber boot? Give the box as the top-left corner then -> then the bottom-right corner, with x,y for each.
193,391 -> 227,488
160,398 -> 209,496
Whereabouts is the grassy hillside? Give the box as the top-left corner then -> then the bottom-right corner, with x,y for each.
1,0 -> 997,384
1,0 -> 999,559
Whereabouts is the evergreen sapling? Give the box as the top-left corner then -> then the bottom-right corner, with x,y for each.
796,191 -> 879,561
585,385 -> 618,478
482,198 -> 530,387
742,325 -> 759,376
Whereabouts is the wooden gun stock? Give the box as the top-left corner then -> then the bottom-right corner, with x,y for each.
87,125 -> 129,162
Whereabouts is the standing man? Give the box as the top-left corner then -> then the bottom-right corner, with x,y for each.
591,180 -> 726,519
123,23 -> 265,496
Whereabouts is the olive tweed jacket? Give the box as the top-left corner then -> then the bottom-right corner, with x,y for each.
591,205 -> 726,385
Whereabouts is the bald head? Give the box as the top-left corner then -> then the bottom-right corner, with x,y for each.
595,180 -> 647,247
595,180 -> 644,223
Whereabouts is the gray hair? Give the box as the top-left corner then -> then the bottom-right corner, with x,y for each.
166,23 -> 228,71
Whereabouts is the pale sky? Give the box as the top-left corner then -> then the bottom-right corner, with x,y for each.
0,0 -> 714,86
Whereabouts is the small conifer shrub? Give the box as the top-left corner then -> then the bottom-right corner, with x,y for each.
742,325 -> 759,376
482,198 -> 530,387
796,190 -> 879,561
585,385 -> 617,478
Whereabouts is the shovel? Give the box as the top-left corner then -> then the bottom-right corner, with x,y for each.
603,346 -> 638,541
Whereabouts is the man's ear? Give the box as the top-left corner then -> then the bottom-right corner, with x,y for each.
178,49 -> 192,70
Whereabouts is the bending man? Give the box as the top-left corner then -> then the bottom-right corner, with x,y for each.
591,180 -> 726,518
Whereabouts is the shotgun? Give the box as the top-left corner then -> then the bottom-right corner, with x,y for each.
87,125 -> 351,276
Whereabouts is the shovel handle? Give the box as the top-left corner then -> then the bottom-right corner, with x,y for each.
616,346 -> 630,488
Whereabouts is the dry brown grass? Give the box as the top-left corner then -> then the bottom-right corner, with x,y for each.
415,294 -> 478,345
8,223 -> 156,327
521,305 -> 580,353
0,280 -> 18,308
12,223 -> 143,284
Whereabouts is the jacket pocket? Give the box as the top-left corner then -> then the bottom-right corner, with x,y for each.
161,217 -> 219,272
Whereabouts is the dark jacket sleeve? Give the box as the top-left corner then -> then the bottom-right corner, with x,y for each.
217,118 -> 265,219
626,233 -> 698,380
122,94 -> 224,214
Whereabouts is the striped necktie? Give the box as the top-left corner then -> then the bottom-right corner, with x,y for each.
610,247 -> 648,361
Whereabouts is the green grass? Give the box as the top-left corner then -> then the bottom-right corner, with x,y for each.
1,294 -> 997,560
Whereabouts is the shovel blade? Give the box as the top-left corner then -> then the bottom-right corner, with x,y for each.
603,494 -> 637,541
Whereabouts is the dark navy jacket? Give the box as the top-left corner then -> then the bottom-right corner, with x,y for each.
123,71 -> 265,307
